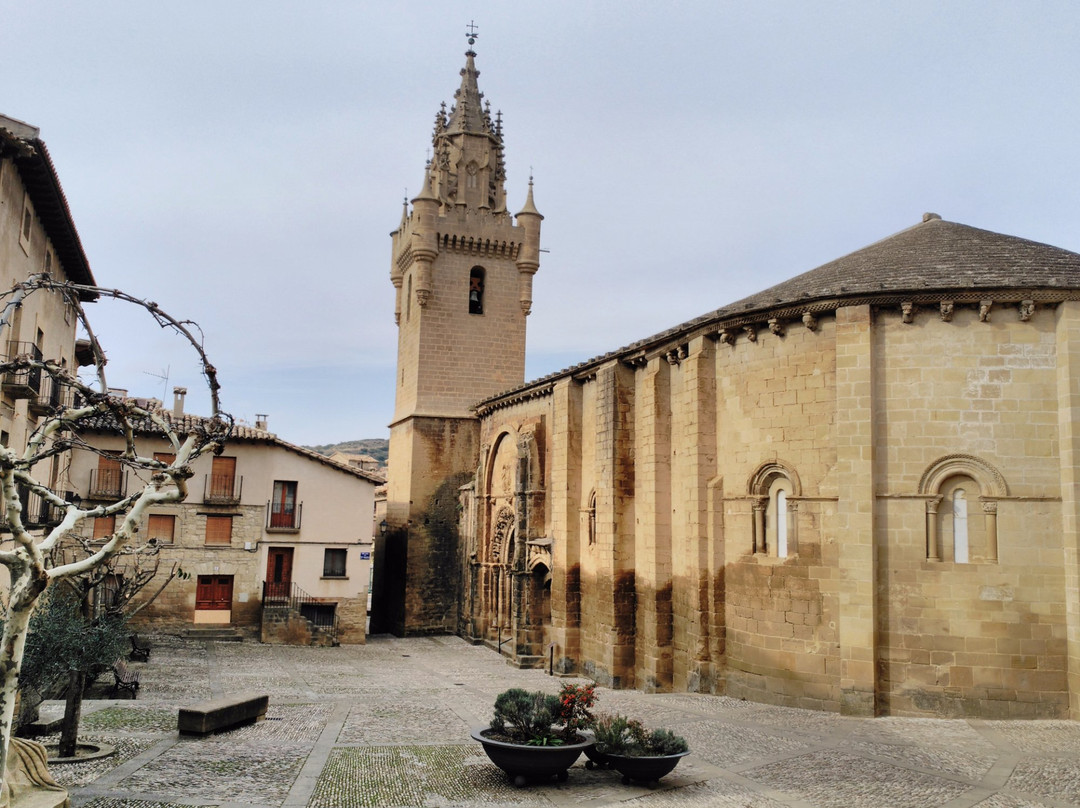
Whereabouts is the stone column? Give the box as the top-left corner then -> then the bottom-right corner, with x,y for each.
1055,301 -> 1080,718
834,304 -> 877,716
635,356 -> 672,691
549,377 -> 583,672
674,336 -> 718,692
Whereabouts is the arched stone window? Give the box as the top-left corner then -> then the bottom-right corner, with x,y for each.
469,266 -> 485,314
749,461 -> 800,557
919,455 -> 1006,563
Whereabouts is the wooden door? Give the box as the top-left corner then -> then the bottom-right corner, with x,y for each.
195,575 -> 233,610
265,547 -> 293,599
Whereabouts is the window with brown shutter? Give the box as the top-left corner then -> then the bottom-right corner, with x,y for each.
209,457 -> 236,500
205,515 -> 232,545
93,514 -> 116,540
147,514 -> 175,544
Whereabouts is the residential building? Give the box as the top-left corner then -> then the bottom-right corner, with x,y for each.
71,392 -> 381,645
0,114 -> 96,497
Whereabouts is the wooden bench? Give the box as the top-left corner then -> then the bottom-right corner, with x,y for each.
129,633 -> 151,662
112,660 -> 140,698
178,693 -> 269,736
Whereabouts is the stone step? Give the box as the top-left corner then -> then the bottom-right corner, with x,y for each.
181,628 -> 244,642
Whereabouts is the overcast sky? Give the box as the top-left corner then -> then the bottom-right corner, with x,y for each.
5,2 -> 1079,446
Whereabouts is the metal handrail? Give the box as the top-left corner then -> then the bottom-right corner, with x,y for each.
261,580 -> 337,642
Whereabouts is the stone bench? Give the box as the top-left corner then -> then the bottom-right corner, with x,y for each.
177,693 -> 269,736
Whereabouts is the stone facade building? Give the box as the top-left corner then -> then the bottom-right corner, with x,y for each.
0,115 -> 96,474
72,396 -> 381,645
384,49 -> 1080,719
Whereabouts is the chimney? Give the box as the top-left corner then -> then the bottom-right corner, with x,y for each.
255,413 -> 268,431
173,387 -> 187,418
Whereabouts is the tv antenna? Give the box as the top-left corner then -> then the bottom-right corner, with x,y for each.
143,365 -> 170,401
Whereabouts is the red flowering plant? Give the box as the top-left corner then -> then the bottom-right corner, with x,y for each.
556,682 -> 597,736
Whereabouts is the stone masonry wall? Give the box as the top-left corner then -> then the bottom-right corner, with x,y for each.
873,303 -> 1068,717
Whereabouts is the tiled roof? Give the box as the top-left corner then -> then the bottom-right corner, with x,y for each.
475,215 -> 1080,411
0,117 -> 96,292
77,410 -> 383,485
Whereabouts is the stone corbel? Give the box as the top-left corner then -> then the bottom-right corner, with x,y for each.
901,302 -> 916,324
939,300 -> 954,322
979,300 -> 993,322
768,318 -> 785,337
665,350 -> 680,366
1019,300 -> 1035,322
717,328 -> 735,345
802,311 -> 817,331
743,325 -> 757,342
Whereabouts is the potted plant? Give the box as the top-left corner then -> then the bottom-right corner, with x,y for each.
591,713 -> 690,786
471,684 -> 595,786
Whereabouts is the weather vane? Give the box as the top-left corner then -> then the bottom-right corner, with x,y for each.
466,20 -> 479,47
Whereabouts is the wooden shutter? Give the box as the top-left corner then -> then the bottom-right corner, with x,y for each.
147,514 -> 175,543
92,514 -> 116,540
204,515 -> 232,545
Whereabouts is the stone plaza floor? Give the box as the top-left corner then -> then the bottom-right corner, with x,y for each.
37,633 -> 1080,808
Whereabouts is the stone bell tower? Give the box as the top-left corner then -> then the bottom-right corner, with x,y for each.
381,33 -> 542,636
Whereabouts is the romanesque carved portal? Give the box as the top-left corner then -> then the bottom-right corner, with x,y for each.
467,429 -> 550,666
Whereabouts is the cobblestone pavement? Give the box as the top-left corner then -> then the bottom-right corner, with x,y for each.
40,634 -> 1080,808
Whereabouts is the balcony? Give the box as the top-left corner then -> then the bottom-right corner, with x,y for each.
23,489 -> 75,528
266,501 -> 302,532
89,468 -> 127,500
28,374 -> 72,417
204,474 -> 242,505
2,342 -> 42,400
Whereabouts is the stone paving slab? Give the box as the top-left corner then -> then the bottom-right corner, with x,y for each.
55,634 -> 1080,808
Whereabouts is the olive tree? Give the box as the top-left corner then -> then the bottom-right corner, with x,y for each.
0,275 -> 229,781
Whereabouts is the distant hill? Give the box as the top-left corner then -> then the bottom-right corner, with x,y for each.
305,438 -> 389,465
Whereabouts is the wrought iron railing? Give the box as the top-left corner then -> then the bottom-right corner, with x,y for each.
1,342 -> 43,398
204,473 -> 242,504
261,580 -> 338,642
89,467 -> 127,500
266,501 -> 302,531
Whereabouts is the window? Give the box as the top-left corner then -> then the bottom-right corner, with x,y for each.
208,456 -> 238,502
93,514 -> 116,540
147,514 -> 175,544
91,452 -> 124,499
920,455 -> 1005,563
323,548 -> 347,578
43,249 -> 52,276
586,490 -> 597,545
154,452 -> 176,466
19,195 -> 33,251
750,461 -> 799,558
205,515 -> 232,545
469,267 -> 485,314
270,480 -> 298,529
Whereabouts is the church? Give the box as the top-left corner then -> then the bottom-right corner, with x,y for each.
382,42 -> 1080,720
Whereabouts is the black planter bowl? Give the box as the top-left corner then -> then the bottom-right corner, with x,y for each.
605,750 -> 690,786
583,744 -> 613,769
470,727 -> 594,787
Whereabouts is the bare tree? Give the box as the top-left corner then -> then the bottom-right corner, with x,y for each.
0,275 -> 229,781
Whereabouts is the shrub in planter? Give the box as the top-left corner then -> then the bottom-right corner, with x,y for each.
591,713 -> 690,786
472,687 -> 596,786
